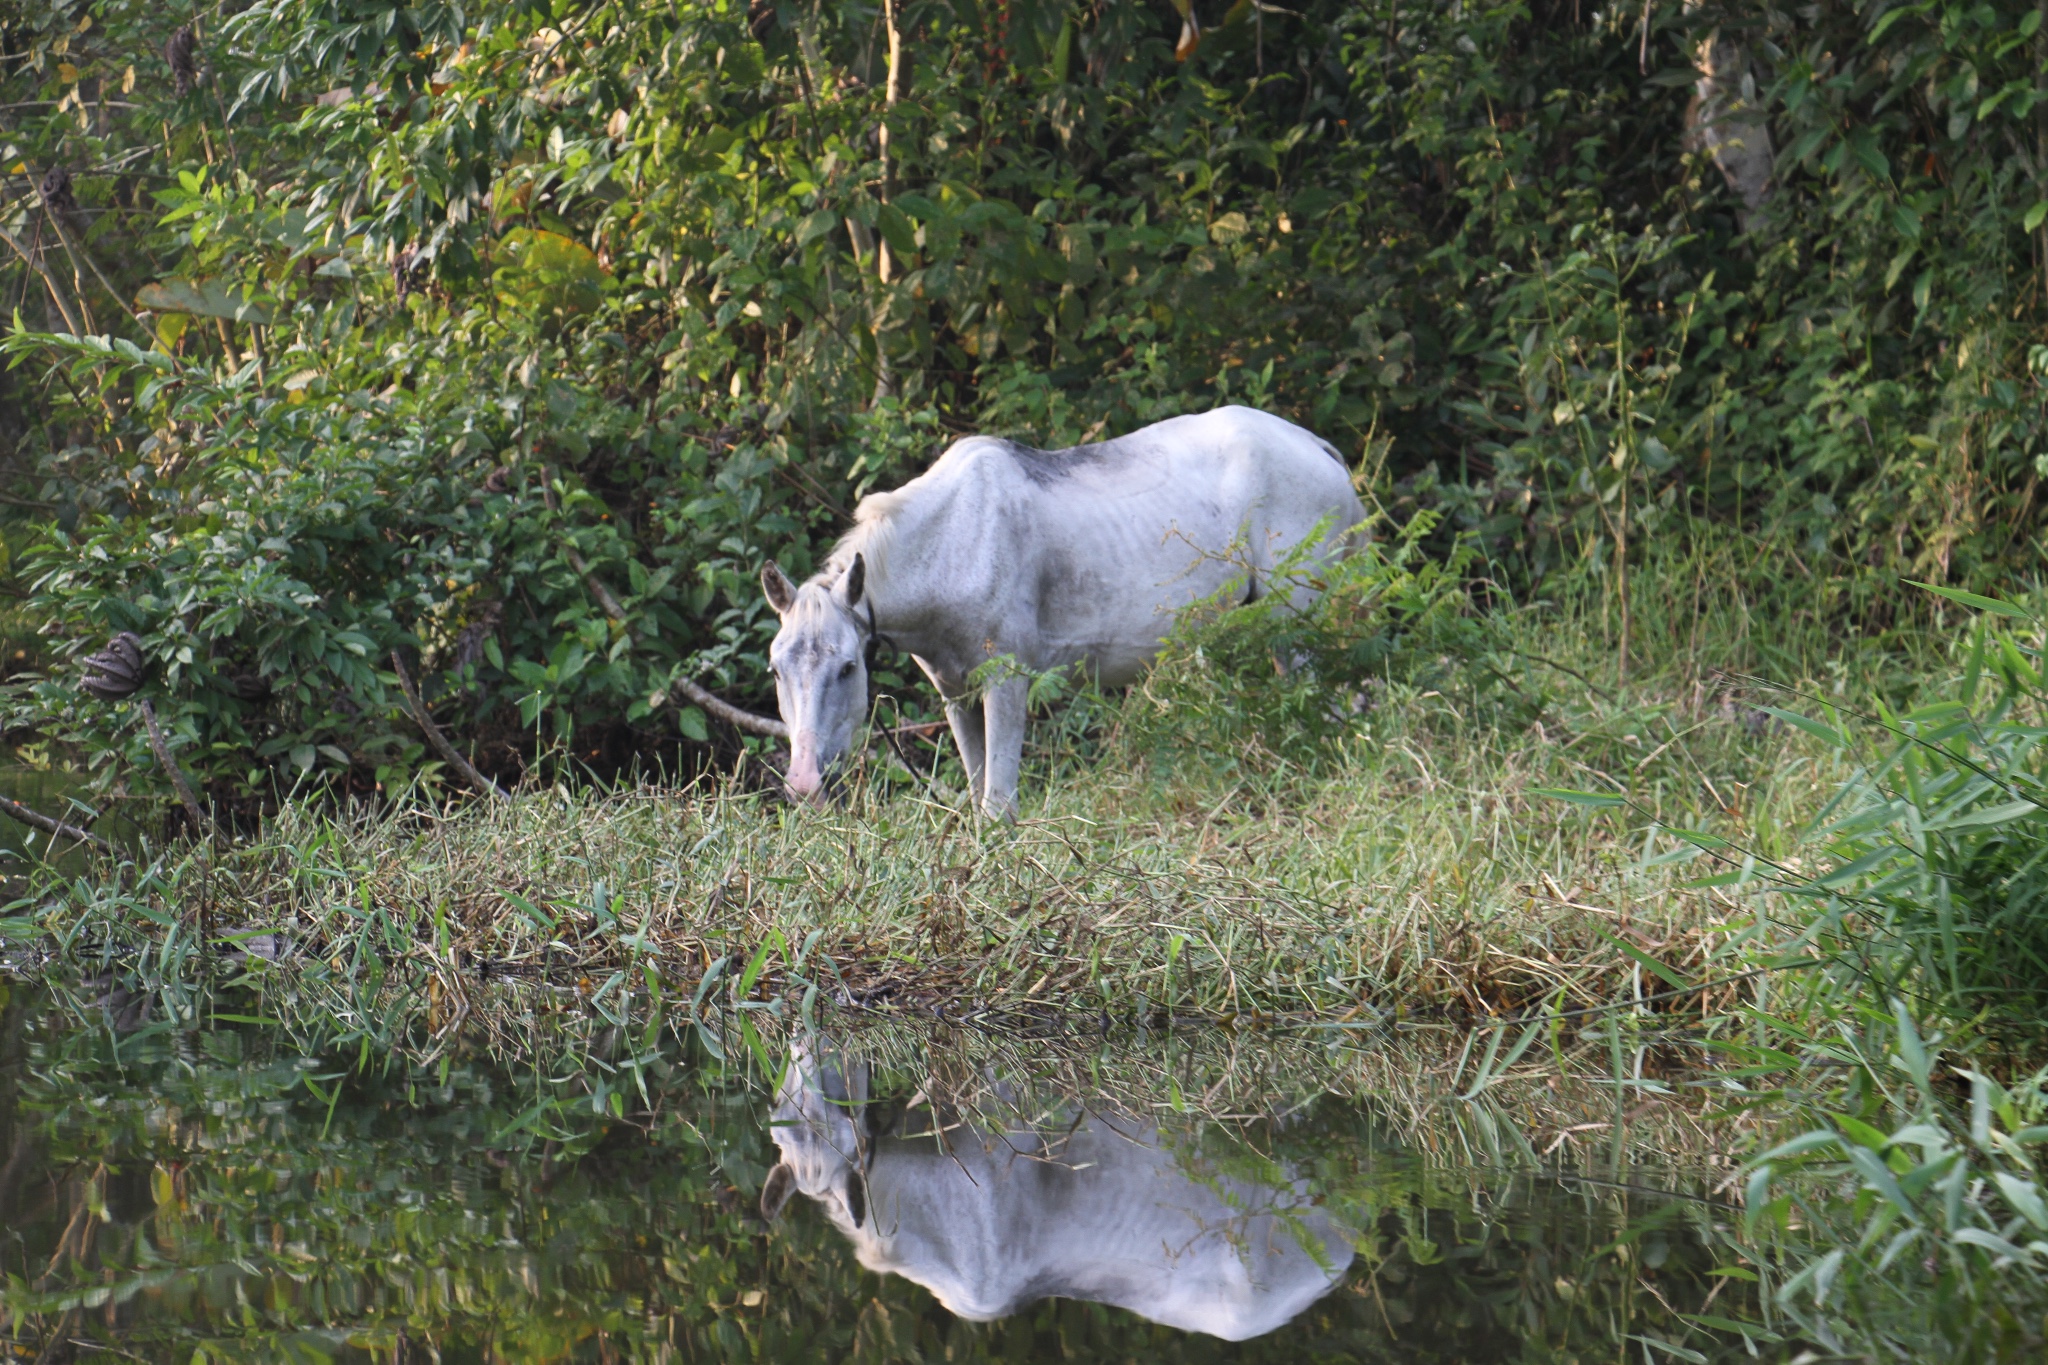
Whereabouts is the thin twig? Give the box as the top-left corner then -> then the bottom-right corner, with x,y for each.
0,792 -> 110,855
30,174 -> 146,335
137,699 -> 211,837
0,225 -> 80,333
1505,648 -> 1618,702
391,652 -> 510,802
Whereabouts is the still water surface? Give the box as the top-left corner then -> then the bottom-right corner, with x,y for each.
0,986 -> 1774,1362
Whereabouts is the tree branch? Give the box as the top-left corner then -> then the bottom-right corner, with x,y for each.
137,699 -> 212,838
541,475 -> 630,620
0,792 -> 110,855
672,676 -> 788,738
391,651 -> 510,802
0,225 -> 80,333
29,171 -> 146,335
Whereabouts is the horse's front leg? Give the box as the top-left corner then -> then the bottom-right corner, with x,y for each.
915,657 -> 987,807
980,677 -> 1029,821
942,694 -> 987,807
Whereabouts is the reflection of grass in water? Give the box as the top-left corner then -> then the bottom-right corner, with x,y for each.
0,984 -> 1767,1363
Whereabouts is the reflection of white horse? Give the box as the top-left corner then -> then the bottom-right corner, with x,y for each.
760,1046 -> 1354,1341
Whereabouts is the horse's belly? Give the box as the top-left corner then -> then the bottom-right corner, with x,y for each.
1031,546 -> 1242,685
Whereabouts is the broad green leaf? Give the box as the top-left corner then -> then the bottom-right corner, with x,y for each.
1846,1146 -> 1917,1220
1994,1173 -> 2048,1231
1531,787 -> 1627,808
1952,1227 -> 2028,1257
136,278 -> 275,324
1906,580 -> 2032,618
1924,798 -> 2040,831
1759,705 -> 1847,746
1755,1130 -> 1841,1162
1892,999 -> 1931,1090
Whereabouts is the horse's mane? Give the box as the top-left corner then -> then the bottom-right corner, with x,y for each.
819,487 -> 907,584
818,434 -> 1013,586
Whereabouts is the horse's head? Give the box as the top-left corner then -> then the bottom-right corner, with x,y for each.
760,1041 -> 875,1230
762,555 -> 870,804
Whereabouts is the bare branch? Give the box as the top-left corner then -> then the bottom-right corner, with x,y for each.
673,676 -> 788,738
0,792 -> 110,855
0,226 -> 81,333
138,699 -> 213,838
391,652 -> 510,802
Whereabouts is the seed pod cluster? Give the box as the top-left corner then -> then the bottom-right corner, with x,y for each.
80,632 -> 147,701
166,27 -> 198,96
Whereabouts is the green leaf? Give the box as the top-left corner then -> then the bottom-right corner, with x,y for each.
1952,1227 -> 2028,1257
1591,926 -> 1690,992
1531,786 -> 1627,808
737,930 -> 783,997
1925,798 -> 2040,831
1814,844 -> 1903,889
502,893 -> 555,931
1906,580 -> 2032,618
1846,1145 -> 1918,1220
1994,1173 -> 2048,1231
1759,705 -> 1847,746
1754,1130 -> 1841,1163
2025,201 -> 2048,233
1892,998 -> 1931,1090
135,278 -> 275,324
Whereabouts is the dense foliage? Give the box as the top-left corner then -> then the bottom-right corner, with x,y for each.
5,0 -> 2048,804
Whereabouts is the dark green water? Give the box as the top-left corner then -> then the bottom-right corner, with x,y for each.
0,765 -> 145,887
0,982 -> 1780,1363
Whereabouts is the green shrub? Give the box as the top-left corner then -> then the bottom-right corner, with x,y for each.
1116,512 -> 1501,773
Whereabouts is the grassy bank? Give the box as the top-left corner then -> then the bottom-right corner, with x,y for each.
11,603 -> 1832,1039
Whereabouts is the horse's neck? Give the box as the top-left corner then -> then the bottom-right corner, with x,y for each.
852,494 -> 955,643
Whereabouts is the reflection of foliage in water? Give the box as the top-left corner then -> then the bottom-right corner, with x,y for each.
0,986 -> 1770,1362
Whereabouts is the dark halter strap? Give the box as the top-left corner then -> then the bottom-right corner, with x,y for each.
861,599 -> 899,675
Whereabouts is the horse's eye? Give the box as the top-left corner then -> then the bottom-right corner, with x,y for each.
770,666 -> 781,680
838,661 -> 856,680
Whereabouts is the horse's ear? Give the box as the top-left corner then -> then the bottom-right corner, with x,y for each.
761,1163 -> 797,1222
842,553 -> 865,609
762,562 -> 797,616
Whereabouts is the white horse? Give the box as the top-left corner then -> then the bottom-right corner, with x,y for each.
760,1046 -> 1354,1341
762,405 -> 1365,816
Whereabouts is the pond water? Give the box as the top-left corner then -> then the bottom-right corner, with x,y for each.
0,764 -> 145,888
0,985 -> 1781,1363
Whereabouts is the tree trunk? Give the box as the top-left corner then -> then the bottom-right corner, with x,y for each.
1683,5 -> 1774,232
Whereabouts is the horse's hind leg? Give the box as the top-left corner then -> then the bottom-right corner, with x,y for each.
980,678 -> 1028,821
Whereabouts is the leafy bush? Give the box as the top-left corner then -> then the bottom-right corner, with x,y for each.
1117,512 -> 1498,772
1763,587 -> 2048,1038
1698,584 -> 2048,1357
